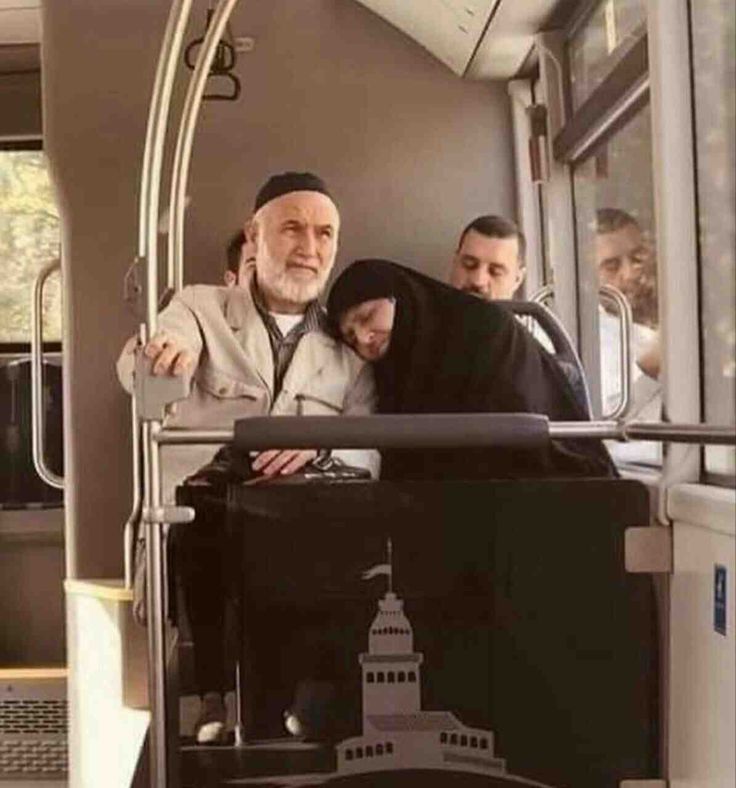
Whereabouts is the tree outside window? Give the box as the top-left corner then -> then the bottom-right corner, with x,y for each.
0,150 -> 61,344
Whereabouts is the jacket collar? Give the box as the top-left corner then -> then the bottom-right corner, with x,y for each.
223,270 -> 338,396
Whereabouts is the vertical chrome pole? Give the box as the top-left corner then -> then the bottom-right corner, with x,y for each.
234,659 -> 245,747
144,421 -> 170,786
168,0 -> 241,292
137,2 -> 194,785
123,393 -> 140,590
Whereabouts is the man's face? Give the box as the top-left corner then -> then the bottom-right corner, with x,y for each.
224,236 -> 256,288
449,230 -> 524,300
251,191 -> 339,311
595,223 -> 647,299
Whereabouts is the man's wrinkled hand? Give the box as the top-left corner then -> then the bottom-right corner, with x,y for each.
251,449 -> 318,477
144,331 -> 194,376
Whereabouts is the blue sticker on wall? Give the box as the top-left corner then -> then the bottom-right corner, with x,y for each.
714,565 -> 727,636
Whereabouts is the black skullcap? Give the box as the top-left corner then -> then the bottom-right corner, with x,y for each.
254,171 -> 332,212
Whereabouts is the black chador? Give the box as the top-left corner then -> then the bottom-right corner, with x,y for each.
327,259 -> 616,480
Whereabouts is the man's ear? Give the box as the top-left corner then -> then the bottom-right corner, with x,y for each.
515,264 -> 527,290
223,271 -> 236,287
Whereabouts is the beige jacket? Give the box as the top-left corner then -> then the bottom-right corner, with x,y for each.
117,281 -> 378,499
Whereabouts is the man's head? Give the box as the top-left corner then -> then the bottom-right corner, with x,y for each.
247,172 -> 339,313
595,208 -> 648,300
449,215 -> 526,300
223,229 -> 256,288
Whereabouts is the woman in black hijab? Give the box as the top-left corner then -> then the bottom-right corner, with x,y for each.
327,259 -> 615,480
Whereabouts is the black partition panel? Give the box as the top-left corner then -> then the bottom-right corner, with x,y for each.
175,479 -> 659,788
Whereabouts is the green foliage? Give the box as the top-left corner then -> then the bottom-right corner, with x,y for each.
0,151 -> 61,342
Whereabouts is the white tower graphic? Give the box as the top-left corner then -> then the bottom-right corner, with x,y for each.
335,539 -> 508,777
238,539 -> 554,786
360,556 -> 423,717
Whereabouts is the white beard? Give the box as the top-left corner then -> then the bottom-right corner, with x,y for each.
258,263 -> 329,307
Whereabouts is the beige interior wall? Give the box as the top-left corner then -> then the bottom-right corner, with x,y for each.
0,534 -> 65,664
41,0 -> 515,578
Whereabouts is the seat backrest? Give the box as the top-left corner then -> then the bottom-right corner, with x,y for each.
503,300 -> 593,417
0,357 -> 64,508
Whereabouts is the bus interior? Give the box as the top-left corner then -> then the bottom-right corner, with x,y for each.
0,0 -> 734,786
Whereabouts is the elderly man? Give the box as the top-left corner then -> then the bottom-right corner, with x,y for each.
117,172 -> 377,742
119,172 -> 377,491
449,214 -> 526,301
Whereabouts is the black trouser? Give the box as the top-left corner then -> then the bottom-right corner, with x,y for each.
174,488 -> 232,697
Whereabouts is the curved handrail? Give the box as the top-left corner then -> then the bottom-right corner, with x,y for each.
529,283 -> 554,304
167,0 -> 241,292
529,282 -> 634,420
505,299 -> 593,418
30,259 -> 64,490
138,0 -> 194,334
599,284 -> 633,420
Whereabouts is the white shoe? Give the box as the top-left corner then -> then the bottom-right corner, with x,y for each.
194,692 -> 227,744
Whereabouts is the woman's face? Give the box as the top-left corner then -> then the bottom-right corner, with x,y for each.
338,297 -> 395,361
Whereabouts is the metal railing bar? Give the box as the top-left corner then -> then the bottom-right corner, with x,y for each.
136,2 -> 194,784
151,417 -> 736,448
623,423 -> 736,446
30,259 -> 64,490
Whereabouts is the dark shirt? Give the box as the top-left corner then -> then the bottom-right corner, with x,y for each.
250,278 -> 325,397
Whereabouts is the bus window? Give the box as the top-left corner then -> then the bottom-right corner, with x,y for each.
0,146 -> 63,506
0,148 -> 61,345
571,106 -> 661,466
555,1 -> 661,466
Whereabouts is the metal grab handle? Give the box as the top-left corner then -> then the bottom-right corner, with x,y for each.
30,259 -> 64,490
599,284 -> 633,420
529,283 -> 634,420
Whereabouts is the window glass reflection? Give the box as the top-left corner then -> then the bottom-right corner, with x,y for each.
573,106 -> 661,464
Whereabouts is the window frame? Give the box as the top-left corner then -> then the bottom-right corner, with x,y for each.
0,137 -> 42,152
685,0 -> 736,486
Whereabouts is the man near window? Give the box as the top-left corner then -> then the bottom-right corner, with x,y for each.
595,207 -> 658,331
117,172 -> 377,742
448,214 -> 526,301
595,208 -> 661,462
595,208 -> 660,398
447,215 -> 594,410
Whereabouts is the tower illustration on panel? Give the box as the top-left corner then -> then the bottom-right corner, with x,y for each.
239,538 -> 553,786
334,538 -> 508,777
